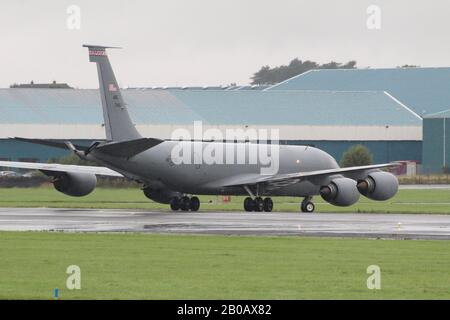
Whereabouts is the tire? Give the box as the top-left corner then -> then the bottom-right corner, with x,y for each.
254,197 -> 264,212
244,197 -> 254,212
190,196 -> 200,211
170,197 -> 180,211
180,196 -> 191,211
301,201 -> 315,213
263,198 -> 273,212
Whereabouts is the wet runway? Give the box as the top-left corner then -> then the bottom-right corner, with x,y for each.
0,208 -> 450,239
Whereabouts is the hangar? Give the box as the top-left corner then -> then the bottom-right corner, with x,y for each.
422,110 -> 450,173
267,67 -> 450,117
267,67 -> 450,173
0,87 -> 421,167
0,67 -> 449,173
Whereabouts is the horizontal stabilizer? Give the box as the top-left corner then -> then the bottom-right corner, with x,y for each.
12,137 -> 90,151
94,138 -> 163,158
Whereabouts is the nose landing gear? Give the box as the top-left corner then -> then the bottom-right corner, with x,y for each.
301,197 -> 315,213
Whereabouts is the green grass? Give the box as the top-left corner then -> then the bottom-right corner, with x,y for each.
0,232 -> 449,299
1,187 -> 450,213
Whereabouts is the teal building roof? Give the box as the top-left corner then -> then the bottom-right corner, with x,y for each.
0,88 -> 421,126
268,67 -> 450,116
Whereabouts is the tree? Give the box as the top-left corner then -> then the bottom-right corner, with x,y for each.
250,58 -> 357,85
319,60 -> 357,70
251,65 -> 276,85
340,144 -> 373,168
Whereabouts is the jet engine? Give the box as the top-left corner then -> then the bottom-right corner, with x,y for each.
143,187 -> 181,204
53,172 -> 97,197
320,177 -> 360,206
357,171 -> 398,201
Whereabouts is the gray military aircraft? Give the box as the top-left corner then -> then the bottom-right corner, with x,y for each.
0,45 -> 399,213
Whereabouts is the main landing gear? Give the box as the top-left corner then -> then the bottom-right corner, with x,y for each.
243,197 -> 273,212
170,196 -> 200,212
242,185 -> 273,212
243,196 -> 315,213
301,197 -> 315,213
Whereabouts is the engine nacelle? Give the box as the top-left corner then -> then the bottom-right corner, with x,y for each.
357,171 -> 398,201
320,177 -> 360,207
143,187 -> 181,204
53,172 -> 97,197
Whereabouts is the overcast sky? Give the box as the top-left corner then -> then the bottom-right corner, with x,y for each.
1,0 -> 450,88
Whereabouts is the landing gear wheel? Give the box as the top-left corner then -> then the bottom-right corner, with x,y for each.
244,197 -> 254,212
263,198 -> 273,212
180,196 -> 191,211
170,197 -> 180,211
190,196 -> 200,212
301,201 -> 315,213
254,197 -> 264,212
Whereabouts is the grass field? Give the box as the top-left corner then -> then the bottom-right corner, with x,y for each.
0,232 -> 449,299
0,187 -> 450,213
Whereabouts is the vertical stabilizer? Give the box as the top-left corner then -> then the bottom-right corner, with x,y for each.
83,45 -> 141,141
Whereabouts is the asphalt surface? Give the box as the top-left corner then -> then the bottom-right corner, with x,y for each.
0,208 -> 450,239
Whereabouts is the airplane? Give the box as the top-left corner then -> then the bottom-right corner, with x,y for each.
0,45 -> 399,213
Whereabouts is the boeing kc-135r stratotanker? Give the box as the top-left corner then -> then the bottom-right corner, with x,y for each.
0,45 -> 399,212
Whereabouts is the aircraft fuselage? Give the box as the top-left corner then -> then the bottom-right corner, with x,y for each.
91,141 -> 339,197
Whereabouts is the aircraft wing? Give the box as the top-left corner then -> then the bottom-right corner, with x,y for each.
221,163 -> 399,188
0,161 -> 123,177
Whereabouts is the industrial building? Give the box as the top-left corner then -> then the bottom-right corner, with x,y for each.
0,88 -> 421,165
267,67 -> 450,116
267,67 -> 450,173
422,110 -> 450,173
1,67 -> 449,173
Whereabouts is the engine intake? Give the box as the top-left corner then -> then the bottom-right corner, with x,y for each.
357,171 -> 398,201
320,177 -> 360,207
53,172 -> 97,197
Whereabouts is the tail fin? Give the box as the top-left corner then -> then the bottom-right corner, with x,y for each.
83,44 -> 141,141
